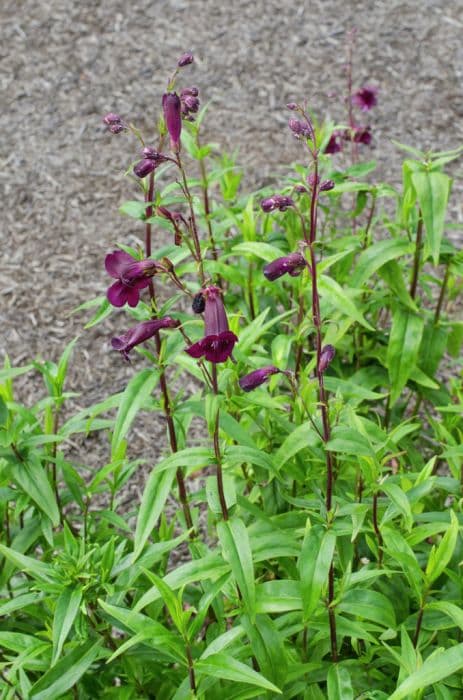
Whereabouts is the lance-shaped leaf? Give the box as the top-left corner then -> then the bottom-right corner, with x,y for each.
134,467 -> 176,560
412,170 -> 451,265
389,643 -> 463,700
195,652 -> 281,694
217,517 -> 255,620
111,368 -> 160,459
387,308 -> 424,405
52,586 -> 83,665
299,525 -> 336,622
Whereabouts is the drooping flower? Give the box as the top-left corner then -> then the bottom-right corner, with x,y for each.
133,148 -> 169,178
105,250 -> 163,307
352,85 -> 378,112
260,194 -> 294,213
239,365 -> 280,392
162,92 -> 182,152
263,252 -> 307,281
352,125 -> 372,145
178,51 -> 194,67
319,344 -> 335,373
157,206 -> 187,246
324,132 -> 343,154
186,286 -> 238,363
112,317 -> 179,361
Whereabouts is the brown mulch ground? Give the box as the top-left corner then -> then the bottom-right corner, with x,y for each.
1,0 -> 462,506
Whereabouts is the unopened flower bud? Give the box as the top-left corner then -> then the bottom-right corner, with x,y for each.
162,92 -> 182,152
307,173 -> 320,188
263,252 -> 306,281
178,51 -> 194,67
294,184 -> 308,194
319,179 -> 335,192
239,365 -> 280,392
133,159 -> 156,178
103,113 -> 126,134
288,118 -> 311,138
319,345 -> 335,373
192,292 -> 205,314
286,102 -> 299,111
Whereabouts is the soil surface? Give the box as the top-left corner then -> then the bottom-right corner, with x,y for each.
1,0 -> 462,506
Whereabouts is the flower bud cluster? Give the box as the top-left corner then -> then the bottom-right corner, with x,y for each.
180,87 -> 200,120
261,194 -> 294,213
102,113 -> 127,134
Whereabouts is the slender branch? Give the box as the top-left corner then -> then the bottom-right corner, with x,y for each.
433,262 -> 450,325
409,211 -> 423,300
211,365 -> 229,521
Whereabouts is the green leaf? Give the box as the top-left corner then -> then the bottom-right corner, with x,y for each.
337,589 -> 396,629
206,474 -> 236,515
327,665 -> 354,700
237,309 -> 293,354
352,239 -> 413,287
299,526 -> 336,621
141,569 -> 184,633
381,481 -> 414,532
111,368 -> 160,459
387,308 -> 424,405
274,423 -> 320,471
412,171 -> 451,265
231,241 -> 285,262
425,510 -> 459,584
241,614 -> 287,688
134,467 -> 176,560
217,518 -> 255,620
0,543 -> 55,583
10,455 -> 60,526
426,601 -> 463,631
195,652 -> 282,694
389,643 -> 463,700
56,337 -> 78,394
319,275 -> 374,330
84,297 -> 113,329
52,586 -> 83,665
30,641 -> 102,700
119,200 -> 147,220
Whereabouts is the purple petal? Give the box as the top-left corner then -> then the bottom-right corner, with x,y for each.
203,331 -> 238,363
105,251 -> 134,278
126,286 -> 141,307
185,338 -> 207,359
107,281 -> 128,307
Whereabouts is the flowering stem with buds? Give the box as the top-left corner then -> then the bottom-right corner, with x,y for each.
144,173 -> 194,533
299,107 -> 338,661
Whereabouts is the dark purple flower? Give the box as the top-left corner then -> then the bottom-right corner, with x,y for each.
352,125 -> 372,145
162,92 -> 182,152
352,86 -> 378,112
263,253 -> 306,281
319,345 -> 335,373
178,52 -> 194,67
112,317 -> 179,360
105,250 -> 162,307
103,113 -> 126,134
260,194 -> 294,213
288,118 -> 311,139
239,365 -> 280,392
186,286 -> 238,363
324,133 -> 343,154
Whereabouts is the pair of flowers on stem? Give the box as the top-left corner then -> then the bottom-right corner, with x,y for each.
106,247 -> 335,391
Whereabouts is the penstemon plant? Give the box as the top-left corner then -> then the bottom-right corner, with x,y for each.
0,49 -> 463,700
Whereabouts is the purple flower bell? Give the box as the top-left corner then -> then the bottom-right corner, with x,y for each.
162,92 -> 182,152
352,86 -> 378,112
112,317 -> 180,361
239,365 -> 280,392
133,148 -> 168,178
263,252 -> 306,281
186,286 -> 238,363
324,133 -> 343,154
105,250 -> 163,307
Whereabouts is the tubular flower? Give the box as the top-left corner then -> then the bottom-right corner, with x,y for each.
112,317 -> 179,361
186,286 -> 238,363
162,92 -> 182,152
352,85 -> 378,112
263,252 -> 306,281
324,132 -> 343,154
319,344 -> 335,373
105,250 -> 163,307
239,365 -> 280,392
